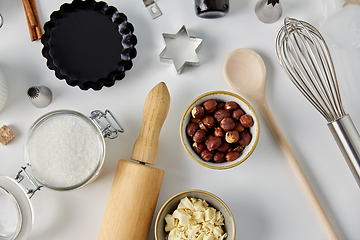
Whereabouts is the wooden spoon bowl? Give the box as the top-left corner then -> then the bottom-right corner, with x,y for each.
224,48 -> 266,104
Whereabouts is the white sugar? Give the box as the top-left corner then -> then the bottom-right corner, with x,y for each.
28,113 -> 101,188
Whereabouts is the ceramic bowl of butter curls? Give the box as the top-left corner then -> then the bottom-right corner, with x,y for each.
180,91 -> 260,170
155,189 -> 235,240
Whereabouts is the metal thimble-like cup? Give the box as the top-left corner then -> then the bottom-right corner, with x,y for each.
27,86 -> 53,108
255,0 -> 282,24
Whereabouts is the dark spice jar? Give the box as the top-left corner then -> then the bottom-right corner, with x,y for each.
195,0 -> 229,18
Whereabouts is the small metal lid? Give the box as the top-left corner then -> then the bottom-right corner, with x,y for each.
0,175 -> 33,240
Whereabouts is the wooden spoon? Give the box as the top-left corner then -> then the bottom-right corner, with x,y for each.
224,48 -> 339,240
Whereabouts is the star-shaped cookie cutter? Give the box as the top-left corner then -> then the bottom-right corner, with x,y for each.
159,25 -> 203,74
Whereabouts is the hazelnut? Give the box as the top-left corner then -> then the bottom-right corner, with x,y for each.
233,145 -> 245,152
225,151 -> 240,162
193,130 -> 207,143
191,118 -> 201,124
214,127 -> 225,138
234,122 -> 245,132
220,117 -> 235,131
192,142 -> 206,155
198,121 -> 208,131
214,110 -> 230,123
186,123 -> 198,137
203,100 -> 217,113
225,130 -> 239,143
232,108 -> 245,120
238,131 -> 252,146
202,116 -> 216,129
216,101 -> 225,110
205,134 -> 215,143
191,105 -> 205,119
201,150 -> 214,161
240,114 -> 254,128
213,152 -> 225,163
205,136 -> 222,151
217,141 -> 231,153
224,101 -> 239,111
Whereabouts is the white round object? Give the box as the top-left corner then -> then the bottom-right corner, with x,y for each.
0,67 -> 8,112
0,175 -> 33,240
0,187 -> 22,240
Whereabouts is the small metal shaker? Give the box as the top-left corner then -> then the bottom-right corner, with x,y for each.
255,0 -> 282,24
27,86 -> 52,108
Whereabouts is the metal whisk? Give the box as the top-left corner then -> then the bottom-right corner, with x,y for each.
276,17 -> 360,187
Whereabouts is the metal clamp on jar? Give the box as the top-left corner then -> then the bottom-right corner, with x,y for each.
0,109 -> 123,240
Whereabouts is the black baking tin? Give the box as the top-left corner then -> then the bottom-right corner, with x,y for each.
41,0 -> 137,90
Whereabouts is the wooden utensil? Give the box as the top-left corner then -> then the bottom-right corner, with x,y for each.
98,82 -> 170,240
223,48 -> 339,240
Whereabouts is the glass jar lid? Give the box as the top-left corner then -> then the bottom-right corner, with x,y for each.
0,175 -> 33,240
0,187 -> 21,240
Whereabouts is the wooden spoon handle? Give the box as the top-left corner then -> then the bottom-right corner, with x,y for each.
258,99 -> 339,240
131,82 -> 171,165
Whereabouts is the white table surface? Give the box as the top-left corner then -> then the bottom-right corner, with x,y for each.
0,0 -> 359,240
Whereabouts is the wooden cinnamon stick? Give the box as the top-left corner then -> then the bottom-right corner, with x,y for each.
26,21 -> 37,42
22,0 -> 37,27
22,0 -> 42,41
30,0 -> 42,38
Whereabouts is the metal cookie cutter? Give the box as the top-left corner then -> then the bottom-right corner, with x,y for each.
159,25 -> 203,74
143,0 -> 162,19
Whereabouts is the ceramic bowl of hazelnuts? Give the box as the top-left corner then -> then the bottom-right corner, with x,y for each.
180,91 -> 260,170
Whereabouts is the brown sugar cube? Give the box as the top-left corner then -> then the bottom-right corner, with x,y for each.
0,125 -> 15,145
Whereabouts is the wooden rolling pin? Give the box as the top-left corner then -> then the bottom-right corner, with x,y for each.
98,82 -> 170,240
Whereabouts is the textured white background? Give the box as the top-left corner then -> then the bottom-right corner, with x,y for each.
0,0 -> 359,240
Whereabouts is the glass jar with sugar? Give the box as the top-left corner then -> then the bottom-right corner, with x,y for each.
0,109 -> 123,239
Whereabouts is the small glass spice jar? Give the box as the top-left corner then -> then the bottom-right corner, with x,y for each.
195,0 -> 229,18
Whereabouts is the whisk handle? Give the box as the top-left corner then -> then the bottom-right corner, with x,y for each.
328,114 -> 360,187
257,100 -> 340,240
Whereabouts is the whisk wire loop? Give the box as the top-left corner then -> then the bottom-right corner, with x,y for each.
297,26 -> 339,121
282,37 -> 328,118
278,23 -> 334,121
309,29 -> 344,119
276,17 -> 345,122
